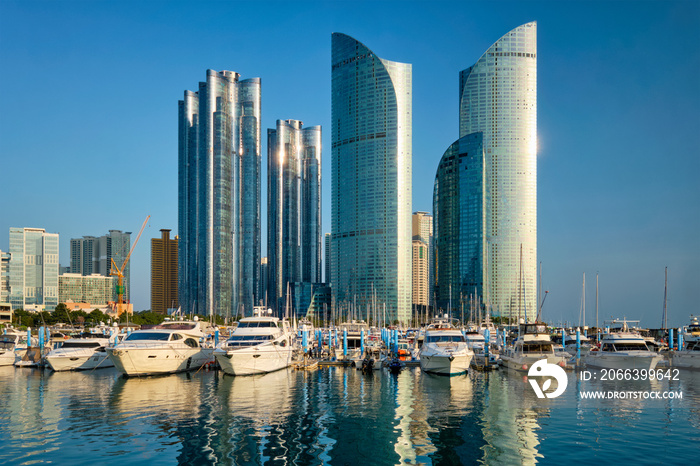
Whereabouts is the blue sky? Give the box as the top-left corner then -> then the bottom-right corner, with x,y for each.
1,0 -> 698,328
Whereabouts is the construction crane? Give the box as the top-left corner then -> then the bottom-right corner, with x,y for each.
110,215 -> 150,316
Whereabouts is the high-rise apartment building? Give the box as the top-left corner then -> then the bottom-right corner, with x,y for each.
436,22 -> 536,320
267,119 -> 322,314
412,239 -> 429,308
331,33 -> 412,325
179,69 -> 261,318
70,230 -> 132,302
8,227 -> 59,311
59,273 -> 116,306
151,229 -> 178,314
433,133 -> 485,312
0,250 -> 10,305
412,212 -> 433,309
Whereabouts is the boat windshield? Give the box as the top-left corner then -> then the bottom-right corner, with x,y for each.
426,335 -> 464,343
60,342 -> 102,349
237,321 -> 278,328
226,335 -> 274,347
612,343 -> 649,351
124,332 -> 171,342
0,340 -> 15,350
522,324 -> 548,334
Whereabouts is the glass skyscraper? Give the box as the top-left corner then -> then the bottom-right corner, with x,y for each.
8,227 -> 59,311
179,70 -> 261,318
331,33 -> 412,325
452,22 -> 537,320
433,133 -> 486,312
267,119 -> 322,314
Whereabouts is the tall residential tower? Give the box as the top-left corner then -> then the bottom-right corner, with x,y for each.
331,33 -> 412,324
179,70 -> 261,318
267,119 -> 322,314
151,229 -> 178,314
435,22 -> 537,320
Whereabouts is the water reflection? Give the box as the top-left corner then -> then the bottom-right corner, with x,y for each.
0,365 -> 698,465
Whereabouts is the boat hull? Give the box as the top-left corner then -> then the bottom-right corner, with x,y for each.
0,351 -> 18,366
670,351 -> 700,370
46,351 -> 114,371
419,353 -> 472,375
501,354 -> 566,372
584,351 -> 663,371
107,347 -> 214,376
215,346 -> 293,376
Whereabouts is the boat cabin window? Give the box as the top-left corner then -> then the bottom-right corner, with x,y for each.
601,343 -> 613,351
612,343 -> 649,351
426,335 -> 465,343
184,338 -> 199,348
522,324 -> 547,334
124,332 -> 171,341
522,343 -> 553,353
171,333 -> 183,341
60,342 -> 101,349
237,321 -> 277,328
0,341 -> 15,350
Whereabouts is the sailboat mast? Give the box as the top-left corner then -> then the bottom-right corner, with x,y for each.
596,273 -> 599,344
662,267 -> 668,329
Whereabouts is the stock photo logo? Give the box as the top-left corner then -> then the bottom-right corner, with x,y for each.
528,359 -> 568,399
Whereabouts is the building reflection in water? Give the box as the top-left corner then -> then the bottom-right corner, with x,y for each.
7,365 -> 699,464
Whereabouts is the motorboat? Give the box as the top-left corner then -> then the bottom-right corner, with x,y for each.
671,316 -> 700,370
501,323 -> 567,372
0,330 -> 37,366
552,331 -> 595,356
419,320 -> 473,375
106,319 -> 214,376
464,330 -> 500,368
214,315 -> 293,376
337,320 -> 369,362
583,319 -> 663,371
298,319 -> 315,342
45,336 -> 115,371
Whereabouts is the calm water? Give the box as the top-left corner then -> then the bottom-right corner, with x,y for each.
1,365 -> 698,465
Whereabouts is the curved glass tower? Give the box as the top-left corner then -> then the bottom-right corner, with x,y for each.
178,70 -> 261,318
267,119 -> 322,313
331,33 -> 412,324
433,133 -> 485,312
458,22 -> 537,320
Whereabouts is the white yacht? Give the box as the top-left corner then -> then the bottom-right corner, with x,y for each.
45,336 -> 115,371
671,316 -> 700,370
338,321 -> 369,362
1,329 -> 40,366
0,332 -> 25,366
501,323 -> 567,372
214,315 -> 293,376
584,320 -> 663,371
464,330 -> 500,368
298,319 -> 315,342
106,320 -> 214,376
567,335 -> 594,356
419,320 -> 473,375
